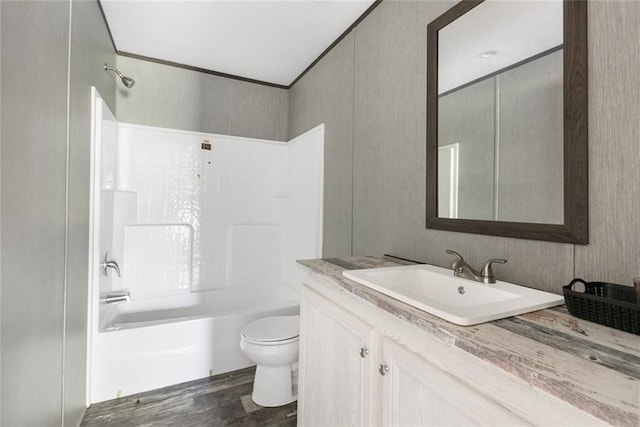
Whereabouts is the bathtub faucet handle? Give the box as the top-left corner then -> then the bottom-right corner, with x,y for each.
101,252 -> 121,277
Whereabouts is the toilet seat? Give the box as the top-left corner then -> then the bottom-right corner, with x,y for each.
241,315 -> 299,345
242,335 -> 299,346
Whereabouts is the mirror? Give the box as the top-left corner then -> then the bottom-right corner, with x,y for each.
426,0 -> 588,244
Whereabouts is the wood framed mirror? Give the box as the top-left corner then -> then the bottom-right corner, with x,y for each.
426,0 -> 588,244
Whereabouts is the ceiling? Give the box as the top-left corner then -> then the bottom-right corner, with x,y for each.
100,0 -> 376,87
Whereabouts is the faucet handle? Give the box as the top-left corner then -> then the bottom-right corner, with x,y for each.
445,250 -> 465,270
445,249 -> 464,260
480,259 -> 507,284
101,252 -> 121,277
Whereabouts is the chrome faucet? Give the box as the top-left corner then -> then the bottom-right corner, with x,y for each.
101,252 -> 121,277
445,250 -> 507,284
100,291 -> 130,304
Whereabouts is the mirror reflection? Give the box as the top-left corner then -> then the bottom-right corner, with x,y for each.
436,0 -> 564,224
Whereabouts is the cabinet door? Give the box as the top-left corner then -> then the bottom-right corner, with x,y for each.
299,289 -> 373,426
376,336 -> 524,426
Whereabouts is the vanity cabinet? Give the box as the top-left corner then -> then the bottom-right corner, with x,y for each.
298,288 -> 374,426
298,271 -> 605,426
374,335 -> 521,426
299,284 -> 522,426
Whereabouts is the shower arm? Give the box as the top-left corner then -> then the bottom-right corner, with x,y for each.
104,64 -> 124,79
104,63 -> 135,88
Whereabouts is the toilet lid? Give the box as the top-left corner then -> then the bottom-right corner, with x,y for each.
242,315 -> 299,342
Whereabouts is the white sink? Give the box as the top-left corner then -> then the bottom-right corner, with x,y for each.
342,264 -> 564,326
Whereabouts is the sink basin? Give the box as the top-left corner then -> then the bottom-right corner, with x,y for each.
342,264 -> 564,326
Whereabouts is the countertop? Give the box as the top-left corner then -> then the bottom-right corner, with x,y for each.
298,256 -> 640,426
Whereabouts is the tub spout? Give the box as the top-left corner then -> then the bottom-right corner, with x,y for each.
100,291 -> 130,304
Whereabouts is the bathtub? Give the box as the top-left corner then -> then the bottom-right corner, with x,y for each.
89,285 -> 299,403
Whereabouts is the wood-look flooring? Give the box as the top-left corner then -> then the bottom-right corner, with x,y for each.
81,367 -> 297,426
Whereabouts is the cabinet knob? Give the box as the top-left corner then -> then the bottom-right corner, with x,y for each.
359,347 -> 369,358
379,364 -> 389,375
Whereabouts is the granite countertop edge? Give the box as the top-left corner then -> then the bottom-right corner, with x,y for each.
297,256 -> 640,426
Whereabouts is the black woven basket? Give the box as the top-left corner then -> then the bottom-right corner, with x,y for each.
563,278 -> 640,335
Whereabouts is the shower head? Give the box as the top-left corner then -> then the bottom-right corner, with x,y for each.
104,63 -> 135,88
120,76 -> 135,89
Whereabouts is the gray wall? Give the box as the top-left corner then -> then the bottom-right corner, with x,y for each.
289,0 -> 640,293
289,33 -> 355,258
115,56 -> 289,141
2,2 -> 69,424
1,1 -> 115,425
350,1 -> 440,261
575,0 -> 640,285
66,1 -> 117,424
0,0 -> 3,419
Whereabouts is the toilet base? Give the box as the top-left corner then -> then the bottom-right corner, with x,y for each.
252,364 -> 297,407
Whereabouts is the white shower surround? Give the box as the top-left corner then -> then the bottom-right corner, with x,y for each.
87,88 -> 324,403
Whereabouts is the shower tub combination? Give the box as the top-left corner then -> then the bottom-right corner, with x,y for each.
88,88 -> 323,403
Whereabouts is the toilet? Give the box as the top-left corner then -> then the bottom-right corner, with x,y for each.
240,315 -> 300,407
